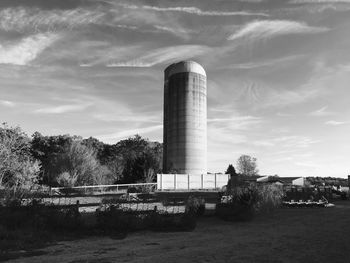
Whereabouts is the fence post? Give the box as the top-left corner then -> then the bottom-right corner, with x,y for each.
188,174 -> 190,190
201,174 -> 204,189
174,174 -> 177,190
215,173 -> 217,189
160,174 -> 163,191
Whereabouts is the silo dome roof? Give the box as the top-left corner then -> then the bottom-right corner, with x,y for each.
165,61 -> 206,78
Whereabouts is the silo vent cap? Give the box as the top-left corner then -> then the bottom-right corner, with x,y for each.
165,61 -> 206,78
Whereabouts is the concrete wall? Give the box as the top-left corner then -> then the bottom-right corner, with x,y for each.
163,61 -> 207,175
157,174 -> 229,190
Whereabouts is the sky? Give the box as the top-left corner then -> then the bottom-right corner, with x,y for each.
0,0 -> 349,177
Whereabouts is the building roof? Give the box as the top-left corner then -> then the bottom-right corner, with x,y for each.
278,177 -> 302,184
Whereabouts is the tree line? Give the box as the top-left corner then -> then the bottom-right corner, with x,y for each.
1,123 -> 162,192
1,122 -> 264,200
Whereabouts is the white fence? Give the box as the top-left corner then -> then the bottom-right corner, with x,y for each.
50,183 -> 157,195
157,174 -> 230,191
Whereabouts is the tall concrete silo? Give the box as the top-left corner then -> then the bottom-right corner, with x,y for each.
163,61 -> 207,175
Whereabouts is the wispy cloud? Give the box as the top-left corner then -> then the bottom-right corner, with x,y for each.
227,20 -> 328,41
208,115 -> 262,129
253,135 -> 319,148
290,0 -> 350,3
0,100 -> 15,107
34,103 -> 91,114
0,33 -> 59,65
325,120 -> 348,125
261,85 -> 320,108
107,45 -> 210,67
309,106 -> 334,116
95,125 -> 162,143
0,7 -> 104,33
153,25 -> 193,38
227,55 -> 305,69
119,3 -> 268,17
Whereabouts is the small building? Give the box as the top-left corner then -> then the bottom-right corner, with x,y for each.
257,176 -> 307,186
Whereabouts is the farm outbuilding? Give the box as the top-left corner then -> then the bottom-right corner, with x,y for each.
257,176 -> 308,186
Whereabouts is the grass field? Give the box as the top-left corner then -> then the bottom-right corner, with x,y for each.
3,200 -> 350,263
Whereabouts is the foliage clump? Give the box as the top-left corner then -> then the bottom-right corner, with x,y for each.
236,155 -> 258,176
217,175 -> 283,221
31,133 -> 162,187
255,184 -> 283,214
0,123 -> 40,204
185,195 -> 205,216
217,186 -> 259,221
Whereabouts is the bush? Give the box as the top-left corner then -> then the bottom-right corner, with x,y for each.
217,184 -> 284,221
95,204 -> 130,234
216,186 -> 259,221
0,124 -> 41,204
185,196 -> 205,216
96,201 -> 197,233
0,201 -> 83,232
256,184 -> 283,214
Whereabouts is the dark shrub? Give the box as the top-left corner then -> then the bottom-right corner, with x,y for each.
127,186 -> 142,193
149,211 -> 196,232
0,201 -> 83,233
95,204 -> 130,234
256,185 -> 283,214
185,196 -> 205,216
216,186 -> 259,221
216,203 -> 254,221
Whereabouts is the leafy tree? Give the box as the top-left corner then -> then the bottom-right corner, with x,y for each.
0,123 -> 40,202
98,144 -> 124,183
57,171 -> 77,187
82,137 -> 105,160
31,132 -> 73,186
56,140 -> 112,186
236,155 -> 258,176
225,164 -> 237,177
116,135 -> 162,183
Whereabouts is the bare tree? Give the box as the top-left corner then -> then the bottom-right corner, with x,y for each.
236,155 -> 258,176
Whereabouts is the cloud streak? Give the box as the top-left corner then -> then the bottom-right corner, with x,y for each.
325,120 -> 348,125
96,125 -> 163,143
119,3 -> 269,17
290,0 -> 350,3
0,7 -> 104,33
228,20 -> 328,41
309,106 -> 334,116
107,45 -> 210,67
253,135 -> 319,148
0,100 -> 15,107
34,103 -> 91,114
0,33 -> 59,65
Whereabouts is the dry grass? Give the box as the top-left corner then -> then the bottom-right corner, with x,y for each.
3,200 -> 350,263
